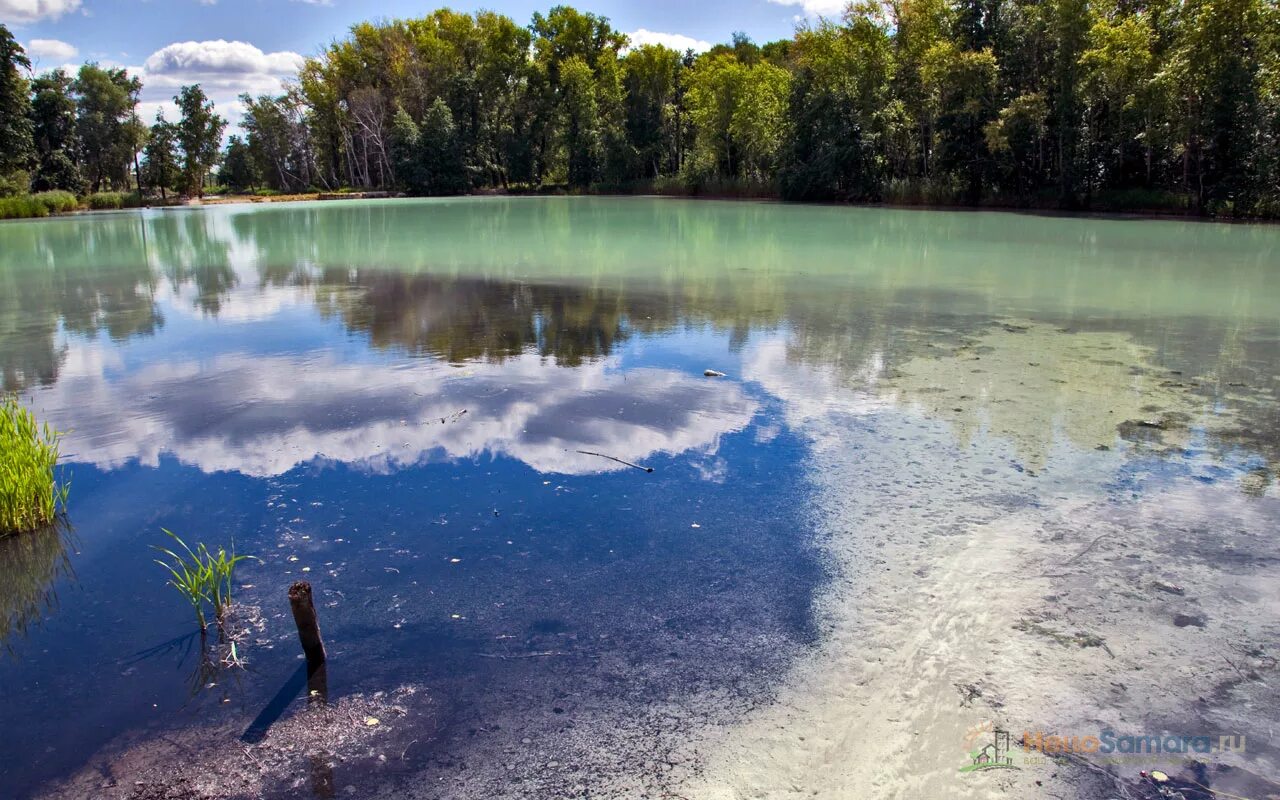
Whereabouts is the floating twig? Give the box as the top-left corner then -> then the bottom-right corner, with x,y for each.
575,450 -> 654,473
1040,533 -> 1110,576
475,650 -> 596,660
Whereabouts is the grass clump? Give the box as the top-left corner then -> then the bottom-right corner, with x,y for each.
0,191 -> 82,219
0,196 -> 50,220
32,190 -> 79,214
0,395 -> 70,535
85,191 -> 127,210
153,529 -> 257,632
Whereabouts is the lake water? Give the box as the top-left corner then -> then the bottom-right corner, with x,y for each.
0,197 -> 1278,798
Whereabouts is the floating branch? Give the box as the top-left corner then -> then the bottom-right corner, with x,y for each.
574,450 -> 654,473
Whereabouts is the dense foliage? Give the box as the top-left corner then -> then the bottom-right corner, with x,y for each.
3,0 -> 1280,216
0,24 -> 226,204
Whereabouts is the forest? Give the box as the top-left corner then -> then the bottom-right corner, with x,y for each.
2,0 -> 1279,217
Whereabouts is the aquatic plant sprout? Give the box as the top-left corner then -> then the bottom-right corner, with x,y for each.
153,529 -> 257,632
0,395 -> 71,535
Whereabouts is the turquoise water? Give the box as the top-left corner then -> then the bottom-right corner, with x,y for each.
0,198 -> 1277,797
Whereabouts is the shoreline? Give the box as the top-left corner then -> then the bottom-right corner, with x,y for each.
197,190 -> 1278,225
5,189 -> 1274,227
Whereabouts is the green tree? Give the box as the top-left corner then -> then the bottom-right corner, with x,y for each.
782,6 -> 895,200
175,85 -> 226,197
389,105 -> 424,191
73,64 -> 144,192
29,69 -> 83,193
984,92 -> 1050,197
530,6 -> 626,183
1164,0 -> 1269,211
622,44 -> 684,178
142,112 -> 180,199
1081,11 -> 1159,189
686,53 -> 791,183
219,135 -> 258,193
0,25 -> 34,194
922,42 -> 999,202
240,92 -> 316,192
561,55 -> 601,186
419,96 -> 467,194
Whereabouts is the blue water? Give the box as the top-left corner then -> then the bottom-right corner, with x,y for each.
1,198 -> 1278,798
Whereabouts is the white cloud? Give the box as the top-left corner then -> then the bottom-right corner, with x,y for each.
143,40 -> 304,82
0,0 -> 81,24
135,40 -> 302,134
39,347 -> 758,478
624,29 -> 713,54
766,0 -> 848,17
23,37 -> 77,63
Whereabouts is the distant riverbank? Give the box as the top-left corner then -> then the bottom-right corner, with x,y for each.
185,188 -> 1280,225
7,185 -> 1276,225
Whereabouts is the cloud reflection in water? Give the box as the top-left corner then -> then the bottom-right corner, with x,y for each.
44,345 -> 757,477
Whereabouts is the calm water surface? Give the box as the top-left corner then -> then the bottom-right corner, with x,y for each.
0,197 -> 1277,797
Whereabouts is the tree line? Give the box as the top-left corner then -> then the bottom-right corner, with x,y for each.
4,0 -> 1279,216
0,25 -> 225,201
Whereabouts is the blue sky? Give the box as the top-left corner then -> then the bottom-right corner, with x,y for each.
2,0 -> 838,129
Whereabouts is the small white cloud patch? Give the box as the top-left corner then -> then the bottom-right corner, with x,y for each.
24,38 -> 78,63
767,0 -> 848,16
624,29 -> 713,54
0,0 -> 81,24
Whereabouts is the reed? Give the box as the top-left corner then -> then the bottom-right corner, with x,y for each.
0,196 -> 49,220
0,395 -> 70,535
32,190 -> 79,214
85,191 -> 132,210
153,529 -> 256,632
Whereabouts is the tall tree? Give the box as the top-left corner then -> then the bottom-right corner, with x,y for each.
686,53 -> 791,183
561,55 -> 601,186
782,5 -> 896,200
174,84 -> 226,197
73,64 -> 144,192
142,112 -> 180,199
419,96 -> 468,194
219,135 -> 258,193
0,25 -> 34,194
29,69 -> 84,193
621,44 -> 684,178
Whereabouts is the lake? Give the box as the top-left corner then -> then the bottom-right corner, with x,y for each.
1,197 -> 1278,799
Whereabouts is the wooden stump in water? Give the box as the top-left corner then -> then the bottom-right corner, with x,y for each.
288,580 -> 326,665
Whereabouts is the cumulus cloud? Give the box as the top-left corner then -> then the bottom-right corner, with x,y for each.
624,29 -> 713,54
766,0 -> 848,16
0,0 -> 80,24
23,37 -> 77,63
37,343 -> 758,478
143,40 -> 304,82
134,40 -> 303,133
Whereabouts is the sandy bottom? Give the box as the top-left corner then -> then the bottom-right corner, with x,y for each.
681,322 -> 1280,800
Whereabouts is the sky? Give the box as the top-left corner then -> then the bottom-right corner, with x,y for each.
1,0 -> 842,131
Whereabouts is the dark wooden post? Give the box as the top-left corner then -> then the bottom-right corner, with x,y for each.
288,581 -> 326,665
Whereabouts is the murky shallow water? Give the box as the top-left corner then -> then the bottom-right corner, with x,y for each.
0,198 -> 1278,798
